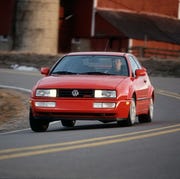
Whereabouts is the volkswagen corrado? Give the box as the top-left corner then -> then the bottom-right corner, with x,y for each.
29,52 -> 154,132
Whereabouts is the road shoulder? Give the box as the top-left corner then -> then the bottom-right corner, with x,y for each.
0,89 -> 29,132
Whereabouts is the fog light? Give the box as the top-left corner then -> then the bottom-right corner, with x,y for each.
35,102 -> 56,107
93,102 -> 116,108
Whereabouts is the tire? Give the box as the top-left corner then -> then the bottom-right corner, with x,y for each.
138,98 -> 153,123
61,120 -> 76,127
117,98 -> 136,126
29,109 -> 49,132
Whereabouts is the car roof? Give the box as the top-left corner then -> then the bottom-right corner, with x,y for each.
66,51 -> 130,57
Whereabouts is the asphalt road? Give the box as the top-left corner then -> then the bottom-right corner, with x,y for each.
0,69 -> 180,179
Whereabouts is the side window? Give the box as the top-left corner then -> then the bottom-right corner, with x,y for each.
132,55 -> 142,68
128,56 -> 140,76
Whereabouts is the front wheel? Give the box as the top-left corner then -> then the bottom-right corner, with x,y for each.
117,98 -> 136,126
29,109 -> 49,132
138,98 -> 153,123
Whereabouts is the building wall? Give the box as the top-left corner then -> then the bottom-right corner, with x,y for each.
92,13 -> 128,51
59,0 -> 93,52
73,0 -> 93,37
0,0 -> 15,51
95,13 -> 120,37
14,0 -> 59,54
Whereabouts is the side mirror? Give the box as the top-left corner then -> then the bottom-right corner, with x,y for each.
41,67 -> 50,76
135,68 -> 146,77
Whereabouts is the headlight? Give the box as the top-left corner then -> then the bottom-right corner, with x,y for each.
36,89 -> 57,97
94,90 -> 116,98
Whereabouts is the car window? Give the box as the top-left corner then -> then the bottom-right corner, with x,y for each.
128,55 -> 141,76
132,55 -> 142,68
51,55 -> 129,76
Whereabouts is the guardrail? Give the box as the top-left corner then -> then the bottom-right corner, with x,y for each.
128,46 -> 180,58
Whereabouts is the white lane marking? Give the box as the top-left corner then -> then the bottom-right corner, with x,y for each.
0,122 -> 59,135
0,85 -> 31,93
0,128 -> 31,135
0,68 -> 41,77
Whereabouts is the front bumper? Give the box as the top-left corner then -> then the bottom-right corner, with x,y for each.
30,98 -> 131,121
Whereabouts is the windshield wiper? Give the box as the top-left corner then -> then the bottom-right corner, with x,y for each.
51,71 -> 77,75
80,72 -> 110,75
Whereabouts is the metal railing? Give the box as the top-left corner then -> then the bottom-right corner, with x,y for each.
128,46 -> 180,58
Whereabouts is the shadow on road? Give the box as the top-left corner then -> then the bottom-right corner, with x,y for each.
47,121 -> 140,133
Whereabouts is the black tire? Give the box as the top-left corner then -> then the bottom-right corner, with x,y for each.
61,120 -> 76,127
29,109 -> 49,132
117,98 -> 136,126
138,98 -> 153,123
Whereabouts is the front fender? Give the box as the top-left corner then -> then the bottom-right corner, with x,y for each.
148,86 -> 155,101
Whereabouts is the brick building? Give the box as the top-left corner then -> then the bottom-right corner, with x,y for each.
0,0 -> 180,57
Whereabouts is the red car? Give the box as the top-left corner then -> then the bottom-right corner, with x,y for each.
29,52 -> 154,132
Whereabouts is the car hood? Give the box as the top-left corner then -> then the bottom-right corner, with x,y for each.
36,75 -> 128,89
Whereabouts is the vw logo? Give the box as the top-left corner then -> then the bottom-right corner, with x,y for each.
72,89 -> 79,97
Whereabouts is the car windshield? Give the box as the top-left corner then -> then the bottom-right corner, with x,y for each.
51,55 -> 129,76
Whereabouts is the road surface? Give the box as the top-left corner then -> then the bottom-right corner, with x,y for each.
0,69 -> 180,179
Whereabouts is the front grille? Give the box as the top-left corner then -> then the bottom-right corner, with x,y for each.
57,89 -> 94,98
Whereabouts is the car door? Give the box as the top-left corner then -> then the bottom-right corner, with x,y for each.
128,55 -> 149,113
